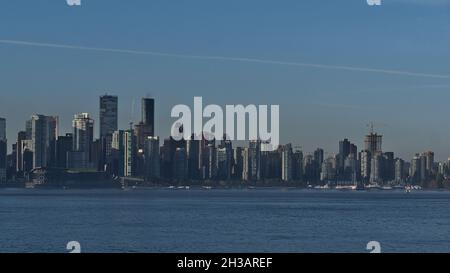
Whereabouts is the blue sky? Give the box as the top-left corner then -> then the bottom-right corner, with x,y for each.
1,0 -> 450,160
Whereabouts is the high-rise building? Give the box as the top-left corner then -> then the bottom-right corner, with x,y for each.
56,133 -> 73,169
0,117 -> 6,183
99,95 -> 118,139
110,129 -> 137,177
320,157 -> 336,182
0,117 -> 5,141
111,130 -> 125,177
292,150 -> 304,181
424,151 -> 434,176
144,136 -> 160,181
261,150 -> 281,180
359,150 -> 371,182
20,140 -> 34,173
124,130 -> 136,177
15,131 -> 26,173
216,137 -> 232,180
242,141 -> 261,181
187,134 -> 201,180
135,98 -> 155,151
383,152 -> 395,182
419,153 -> 427,182
410,154 -> 421,183
314,148 -> 324,166
29,115 -> 58,169
365,132 -> 382,155
370,152 -> 383,184
281,144 -> 293,182
69,113 -> 94,169
232,147 -> 244,180
339,139 -> 351,160
350,144 -> 358,157
344,153 -> 358,182
134,98 -> 156,177
99,95 -> 118,170
395,158 -> 405,183
338,139 -> 356,176
205,144 -> 217,180
173,147 -> 188,181
142,97 -> 155,130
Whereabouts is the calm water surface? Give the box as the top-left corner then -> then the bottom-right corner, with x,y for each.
0,188 -> 449,253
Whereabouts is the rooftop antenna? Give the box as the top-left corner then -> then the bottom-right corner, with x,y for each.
367,122 -> 374,134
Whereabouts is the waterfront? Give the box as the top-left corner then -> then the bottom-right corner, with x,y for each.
1,188 -> 450,253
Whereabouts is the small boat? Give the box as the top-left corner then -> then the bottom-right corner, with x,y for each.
314,185 -> 330,190
335,185 -> 357,191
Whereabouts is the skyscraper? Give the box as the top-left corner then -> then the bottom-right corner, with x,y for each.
173,147 -> 188,181
365,133 -> 382,155
111,130 -> 125,177
69,113 -> 94,169
338,138 -> 356,178
232,147 -> 244,180
410,154 -> 421,183
144,136 -> 160,181
313,148 -> 324,166
99,95 -> 118,139
370,152 -> 383,184
424,151 -> 434,176
243,140 -> 261,182
142,97 -> 155,131
339,139 -> 351,160
360,150 -> 371,182
0,117 -> 5,141
29,115 -> 58,169
383,152 -> 395,182
124,129 -> 136,177
292,150 -> 304,181
217,137 -> 232,180
0,117 -> 6,183
134,98 -> 156,177
15,131 -> 26,173
56,133 -> 73,169
395,158 -> 405,183
187,134 -> 201,180
99,95 -> 118,170
281,144 -> 293,182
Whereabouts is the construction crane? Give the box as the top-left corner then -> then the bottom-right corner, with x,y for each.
366,121 -> 387,134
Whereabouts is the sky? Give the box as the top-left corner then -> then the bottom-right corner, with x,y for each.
1,0 -> 450,160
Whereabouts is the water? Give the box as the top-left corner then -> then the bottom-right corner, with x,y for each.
1,188 -> 449,253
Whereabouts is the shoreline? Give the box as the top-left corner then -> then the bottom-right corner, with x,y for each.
0,184 -> 448,192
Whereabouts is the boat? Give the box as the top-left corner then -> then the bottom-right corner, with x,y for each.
335,185 -> 357,191
365,184 -> 382,190
314,184 -> 330,190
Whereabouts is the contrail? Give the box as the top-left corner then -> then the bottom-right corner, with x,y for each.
1,39 -> 450,79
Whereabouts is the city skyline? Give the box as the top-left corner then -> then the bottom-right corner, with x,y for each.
1,94 -> 442,189
0,93 -> 448,161
2,1 -> 450,160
